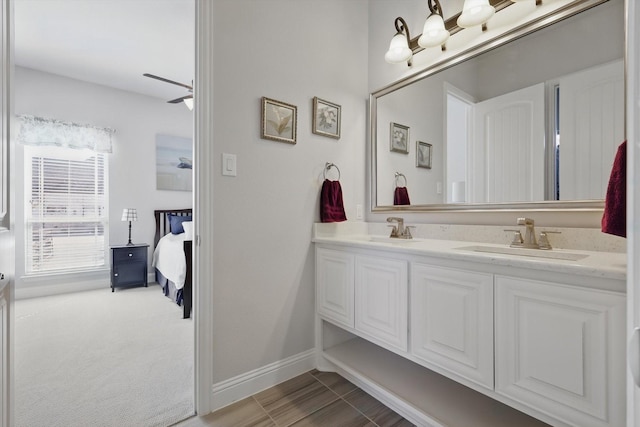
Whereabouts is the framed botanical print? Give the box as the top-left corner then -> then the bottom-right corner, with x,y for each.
390,122 -> 409,154
416,141 -> 432,169
261,97 -> 297,144
312,97 -> 341,139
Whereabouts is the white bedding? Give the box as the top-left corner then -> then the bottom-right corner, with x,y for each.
152,232 -> 188,289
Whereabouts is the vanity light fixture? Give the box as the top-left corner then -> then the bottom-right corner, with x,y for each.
384,17 -> 414,65
385,0 -> 534,67
457,0 -> 495,29
418,0 -> 450,50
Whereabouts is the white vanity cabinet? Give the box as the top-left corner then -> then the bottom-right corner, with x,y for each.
316,247 -> 355,329
314,238 -> 625,427
495,276 -> 626,427
316,247 -> 408,352
410,263 -> 494,389
355,255 -> 407,352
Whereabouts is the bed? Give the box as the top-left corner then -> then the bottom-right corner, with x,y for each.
152,209 -> 193,319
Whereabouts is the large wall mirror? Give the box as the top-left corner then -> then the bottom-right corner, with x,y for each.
371,0 -> 624,212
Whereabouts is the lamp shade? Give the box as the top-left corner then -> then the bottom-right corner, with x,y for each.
385,33 -> 413,64
457,0 -> 495,28
418,13 -> 450,48
183,98 -> 194,111
121,208 -> 138,222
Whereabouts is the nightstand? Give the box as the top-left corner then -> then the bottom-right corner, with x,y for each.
110,244 -> 149,292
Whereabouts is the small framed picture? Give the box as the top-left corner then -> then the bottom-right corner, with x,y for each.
390,122 -> 409,154
416,141 -> 432,169
261,97 -> 297,144
312,97 -> 341,139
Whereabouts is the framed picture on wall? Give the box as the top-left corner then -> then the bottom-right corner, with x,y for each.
416,141 -> 432,169
312,97 -> 341,139
390,122 -> 409,154
156,134 -> 193,191
261,97 -> 297,144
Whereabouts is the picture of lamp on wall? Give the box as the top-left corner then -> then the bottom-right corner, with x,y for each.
121,208 -> 138,246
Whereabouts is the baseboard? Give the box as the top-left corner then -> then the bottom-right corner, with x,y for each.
210,348 -> 315,412
16,270 -> 110,299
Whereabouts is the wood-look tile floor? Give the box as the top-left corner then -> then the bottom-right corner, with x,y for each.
173,370 -> 415,427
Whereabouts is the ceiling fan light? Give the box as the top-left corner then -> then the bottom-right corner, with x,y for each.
418,13 -> 450,48
457,0 -> 495,28
385,32 -> 412,64
183,98 -> 194,111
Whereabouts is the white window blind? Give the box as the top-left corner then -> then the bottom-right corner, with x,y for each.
25,146 -> 108,274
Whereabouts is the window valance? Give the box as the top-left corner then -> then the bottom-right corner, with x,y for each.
16,114 -> 115,153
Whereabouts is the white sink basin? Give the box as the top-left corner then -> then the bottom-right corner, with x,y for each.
456,245 -> 589,261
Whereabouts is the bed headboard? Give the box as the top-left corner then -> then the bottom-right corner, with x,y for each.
154,208 -> 192,248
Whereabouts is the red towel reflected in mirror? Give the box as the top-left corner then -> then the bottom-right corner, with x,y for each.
394,187 -> 410,205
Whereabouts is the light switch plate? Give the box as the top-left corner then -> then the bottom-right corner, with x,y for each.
222,153 -> 237,176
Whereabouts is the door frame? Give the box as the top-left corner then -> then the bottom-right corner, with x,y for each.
193,0 -> 214,416
1,0 -> 216,421
627,0 -> 640,424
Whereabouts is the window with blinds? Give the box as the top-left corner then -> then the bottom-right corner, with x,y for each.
25,146 -> 108,274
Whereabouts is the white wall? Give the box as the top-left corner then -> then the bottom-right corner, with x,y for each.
210,0 -> 368,383
13,67 -> 192,289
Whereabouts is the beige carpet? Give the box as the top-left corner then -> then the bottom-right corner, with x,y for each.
15,284 -> 194,427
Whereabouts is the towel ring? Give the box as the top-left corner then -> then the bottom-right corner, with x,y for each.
324,162 -> 341,180
395,172 -> 407,187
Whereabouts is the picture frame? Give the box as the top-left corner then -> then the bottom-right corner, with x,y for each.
416,141 -> 432,169
312,97 -> 341,139
390,122 -> 409,154
261,97 -> 297,144
155,134 -> 193,192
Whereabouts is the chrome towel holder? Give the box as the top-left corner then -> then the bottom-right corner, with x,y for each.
324,162 -> 341,180
395,172 -> 407,187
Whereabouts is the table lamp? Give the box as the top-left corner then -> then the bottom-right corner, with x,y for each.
121,208 -> 138,246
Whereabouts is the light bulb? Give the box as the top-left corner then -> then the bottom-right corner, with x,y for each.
457,0 -> 495,28
418,14 -> 450,48
385,33 -> 412,64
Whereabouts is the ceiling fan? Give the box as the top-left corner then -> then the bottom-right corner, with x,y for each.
143,73 -> 193,109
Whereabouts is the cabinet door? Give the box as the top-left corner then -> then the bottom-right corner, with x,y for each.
495,276 -> 625,427
355,255 -> 407,352
411,264 -> 493,389
316,247 -> 354,329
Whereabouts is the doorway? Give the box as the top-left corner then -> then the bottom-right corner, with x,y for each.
12,1 -> 196,425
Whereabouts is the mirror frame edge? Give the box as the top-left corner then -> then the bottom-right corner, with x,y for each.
370,0 -> 612,214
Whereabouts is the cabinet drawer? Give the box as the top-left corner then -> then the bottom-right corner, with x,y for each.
112,247 -> 146,263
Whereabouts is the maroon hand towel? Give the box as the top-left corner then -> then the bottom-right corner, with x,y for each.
394,187 -> 411,205
320,179 -> 347,223
602,140 -> 626,237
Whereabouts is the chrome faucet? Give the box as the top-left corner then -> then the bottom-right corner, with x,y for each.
516,217 -> 538,249
387,217 -> 413,239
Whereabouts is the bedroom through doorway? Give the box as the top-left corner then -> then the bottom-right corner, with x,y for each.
12,1 -> 196,425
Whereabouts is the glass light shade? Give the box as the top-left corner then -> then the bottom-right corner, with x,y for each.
385,33 -> 412,64
183,98 -> 194,110
418,14 -> 450,48
457,0 -> 495,28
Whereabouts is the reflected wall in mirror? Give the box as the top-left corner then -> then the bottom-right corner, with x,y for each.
373,0 -> 624,210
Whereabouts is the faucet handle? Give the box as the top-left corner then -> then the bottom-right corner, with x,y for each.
538,231 -> 561,250
403,226 -> 415,239
504,229 -> 523,247
516,217 -> 534,226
